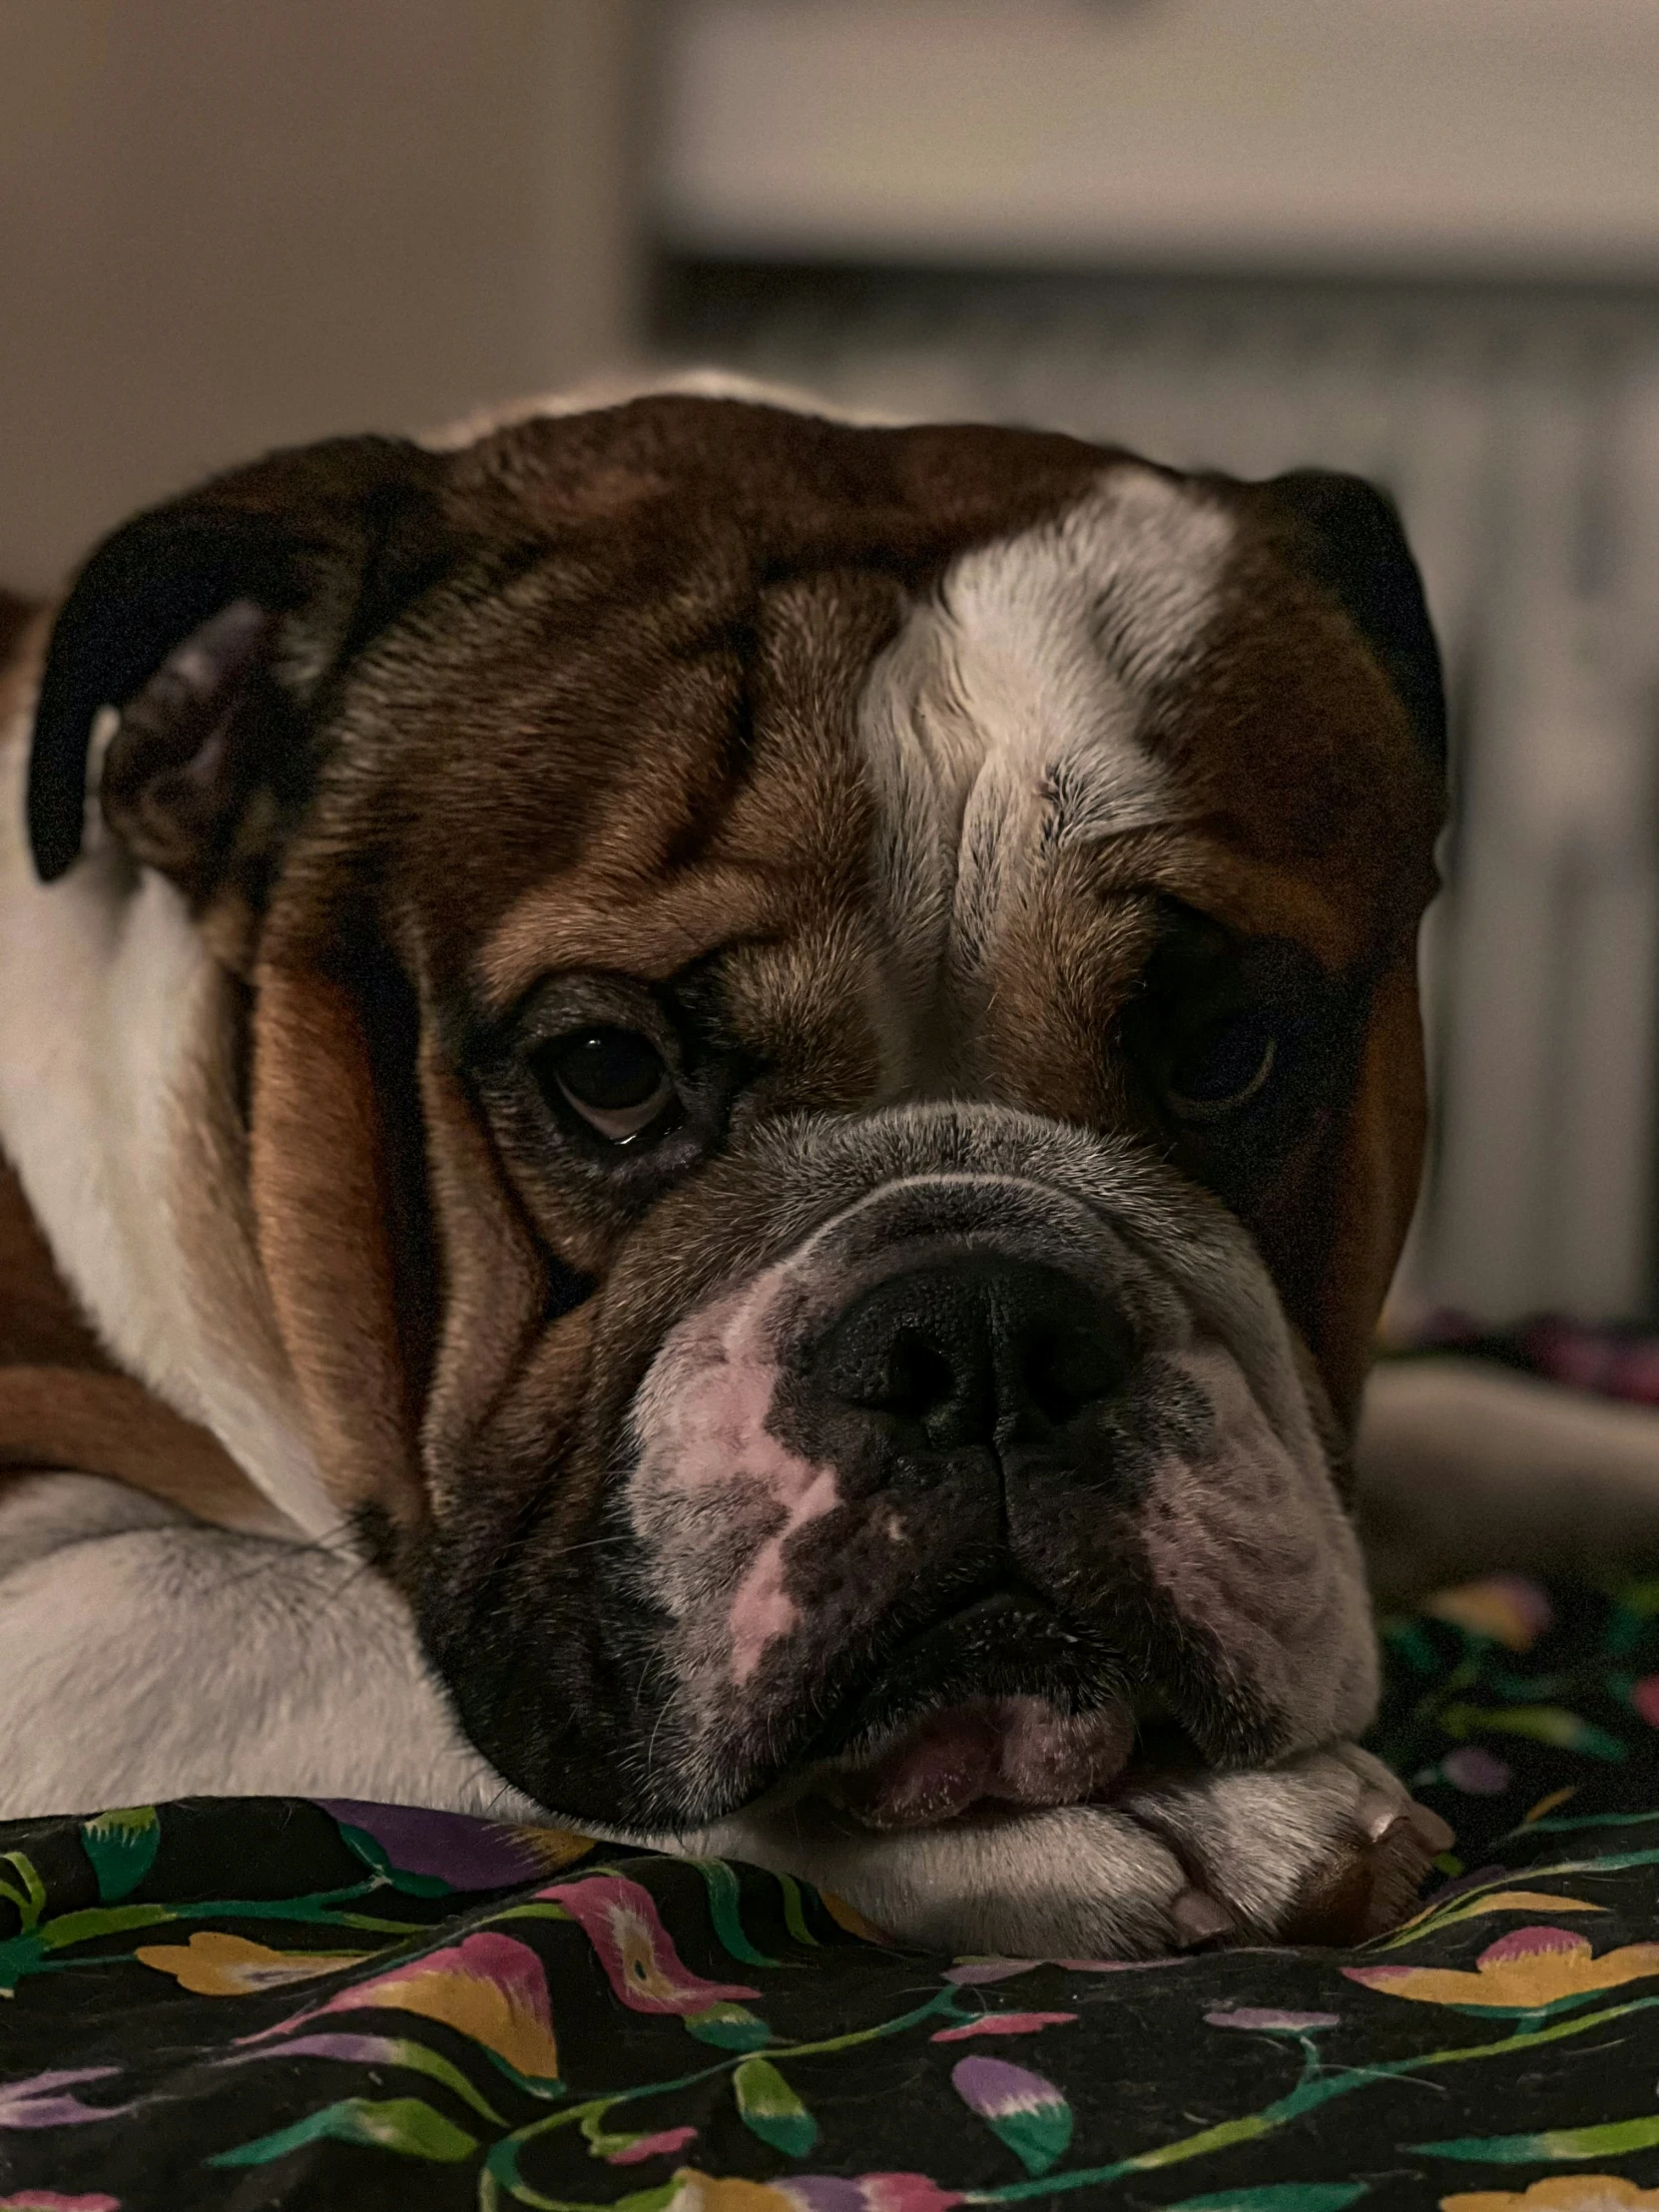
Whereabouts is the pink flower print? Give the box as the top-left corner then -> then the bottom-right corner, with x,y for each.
537,1874 -> 760,2013
0,2197 -> 122,2210
668,2176 -> 961,2212
930,2012 -> 1077,2041
950,2055 -> 1065,2111
853,2185 -> 965,2212
950,2055 -> 1073,2176
1054,1956 -> 1193,1973
605,2124 -> 699,2165
0,2069 -> 132,2129
1631,1676 -> 1659,1728
943,1959 -> 1039,1986
790,2182 -> 965,2212
243,1931 -> 561,2082
1441,1746 -> 1512,1795
944,1953 -> 1189,1984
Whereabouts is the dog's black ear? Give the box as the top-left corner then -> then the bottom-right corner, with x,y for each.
28,435 -> 452,888
1266,469 -> 1446,774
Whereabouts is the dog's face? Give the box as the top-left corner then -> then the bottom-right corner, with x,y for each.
26,394 -> 1442,1837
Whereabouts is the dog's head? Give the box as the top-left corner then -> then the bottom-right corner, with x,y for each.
25,392 -> 1443,1835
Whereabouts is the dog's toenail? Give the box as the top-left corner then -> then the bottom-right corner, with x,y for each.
1357,1787 -> 1408,1844
1405,1803 -> 1455,1854
1171,1888 -> 1235,1946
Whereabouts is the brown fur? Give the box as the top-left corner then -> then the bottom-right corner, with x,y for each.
193,408 -> 1431,1545
11,395 -> 1445,1829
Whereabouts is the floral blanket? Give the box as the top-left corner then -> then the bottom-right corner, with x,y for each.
4,1571 -> 1659,2212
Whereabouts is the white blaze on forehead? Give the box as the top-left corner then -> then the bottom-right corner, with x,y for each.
859,467 -> 1234,1018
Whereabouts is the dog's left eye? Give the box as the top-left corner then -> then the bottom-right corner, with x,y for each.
537,1027 -> 676,1143
1161,1008 -> 1278,1122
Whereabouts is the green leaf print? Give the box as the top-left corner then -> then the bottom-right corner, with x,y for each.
80,1806 -> 161,1902
733,2054 -> 818,2156
1413,2111 -> 1659,2163
209,2094 -> 478,2167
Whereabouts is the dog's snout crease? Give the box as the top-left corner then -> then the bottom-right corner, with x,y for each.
809,1259 -> 1132,1458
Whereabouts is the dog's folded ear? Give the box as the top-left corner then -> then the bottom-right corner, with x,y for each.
1263,468 -> 1446,776
27,435 -> 452,890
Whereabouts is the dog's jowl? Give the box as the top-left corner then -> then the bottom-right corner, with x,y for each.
0,388 -> 1451,1955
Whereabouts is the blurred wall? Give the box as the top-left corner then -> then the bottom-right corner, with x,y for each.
0,0 -> 647,590
660,0 -> 1659,276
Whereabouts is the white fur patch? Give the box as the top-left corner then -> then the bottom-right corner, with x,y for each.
858,468 -> 1233,1037
0,1474 -> 526,1819
692,1742 -> 1407,1957
0,711 -> 331,1537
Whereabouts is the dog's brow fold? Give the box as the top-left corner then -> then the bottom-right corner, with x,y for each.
470,830 -> 1358,1025
472,864 -> 803,1013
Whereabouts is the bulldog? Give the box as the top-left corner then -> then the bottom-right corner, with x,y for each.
0,382 -> 1460,1957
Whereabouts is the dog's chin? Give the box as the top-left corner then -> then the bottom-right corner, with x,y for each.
684,1591 -> 1202,1843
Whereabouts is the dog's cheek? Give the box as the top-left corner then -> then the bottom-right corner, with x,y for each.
250,960 -> 424,1522
414,1039 -> 578,1506
1134,1339 -> 1378,1750
1309,960 -> 1428,1424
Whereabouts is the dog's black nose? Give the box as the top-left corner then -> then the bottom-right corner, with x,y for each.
809,1258 -> 1132,1455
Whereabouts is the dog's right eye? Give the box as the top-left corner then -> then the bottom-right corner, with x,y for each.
536,1027 -> 675,1143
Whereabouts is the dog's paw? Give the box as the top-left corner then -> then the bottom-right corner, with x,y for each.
1108,1743 -> 1453,1949
692,1744 -> 1450,1959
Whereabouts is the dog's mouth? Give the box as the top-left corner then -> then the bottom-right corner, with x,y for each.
826,1696 -> 1140,1830
786,1588 -> 1187,1832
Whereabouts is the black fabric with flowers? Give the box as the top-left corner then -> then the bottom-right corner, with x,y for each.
6,1483 -> 1659,2208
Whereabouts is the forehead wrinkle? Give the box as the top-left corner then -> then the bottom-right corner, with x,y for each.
1083,830 -> 1368,971
471,859 -> 806,1013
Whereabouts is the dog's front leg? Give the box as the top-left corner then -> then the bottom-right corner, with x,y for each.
693,1747 -> 1450,1959
0,1472 -> 527,1821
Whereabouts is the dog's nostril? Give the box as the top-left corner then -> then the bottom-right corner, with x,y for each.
877,1331 -> 960,1425
1025,1316 -> 1131,1426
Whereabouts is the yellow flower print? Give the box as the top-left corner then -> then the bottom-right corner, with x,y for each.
134,1931 -> 369,1995
1348,1924 -> 1659,2013
333,1936 -> 561,2079
1442,2179 -> 1659,2210
818,1892 -> 890,1945
666,2175 -> 798,2212
1425,1577 -> 1552,1651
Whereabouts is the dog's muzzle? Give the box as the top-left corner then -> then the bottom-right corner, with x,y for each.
784,1255 -> 1144,1827
605,1109 -> 1378,1837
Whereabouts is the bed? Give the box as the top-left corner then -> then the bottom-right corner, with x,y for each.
4,1349 -> 1657,2212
